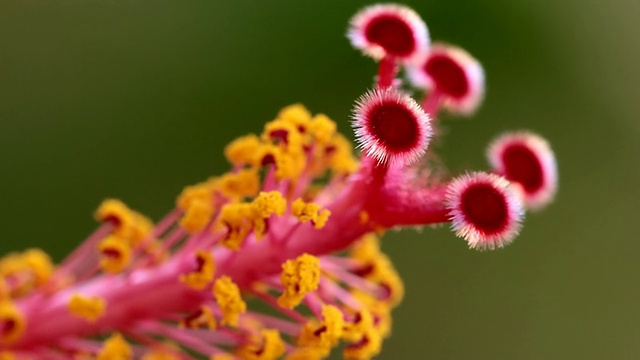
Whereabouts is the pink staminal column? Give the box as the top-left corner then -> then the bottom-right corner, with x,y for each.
348,4 -> 430,88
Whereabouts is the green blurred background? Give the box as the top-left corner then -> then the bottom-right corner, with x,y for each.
1,0 -> 639,358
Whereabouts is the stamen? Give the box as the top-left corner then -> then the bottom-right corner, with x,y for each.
343,328 -> 382,360
0,301 -> 25,345
277,254 -> 321,309
179,250 -> 215,291
235,329 -> 286,360
98,236 -> 132,274
67,294 -> 106,323
96,333 -> 132,360
291,199 -> 331,229
179,305 -> 216,330
297,305 -> 344,356
213,276 -> 246,327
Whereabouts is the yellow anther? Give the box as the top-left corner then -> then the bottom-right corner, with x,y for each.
210,354 -> 235,360
219,169 -> 260,199
284,347 -> 325,360
378,265 -> 404,308
130,213 -> 154,245
256,144 -> 306,180
291,199 -> 331,229
179,250 -> 215,291
0,248 -> 54,297
68,294 -> 106,323
309,114 -> 337,144
21,249 -> 54,285
141,348 -> 181,360
179,199 -> 214,234
327,134 -> 358,174
98,235 -> 132,274
0,281 -> 7,302
251,191 -> 287,219
350,235 -> 404,307
343,328 -> 382,360
177,178 -> 218,211
219,203 -> 253,250
0,351 -> 15,360
236,329 -> 286,360
97,333 -> 132,360
0,301 -> 25,345
277,104 -> 312,133
298,305 -> 344,354
95,199 -> 152,244
342,309 -> 374,342
225,134 -> 262,166
179,305 -> 217,330
263,119 -> 304,150
277,254 -> 321,309
362,297 -> 392,338
350,234 -> 381,260
213,276 -> 246,327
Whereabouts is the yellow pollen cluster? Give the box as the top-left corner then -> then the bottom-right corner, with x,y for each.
297,305 -> 344,356
0,248 -> 54,297
67,294 -> 106,323
224,134 -> 262,166
141,348 -> 181,360
350,235 -> 405,307
324,134 -> 359,175
257,144 -> 306,181
235,329 -> 286,360
179,305 -> 216,330
291,199 -> 331,229
177,177 -> 218,211
308,114 -> 337,144
96,199 -> 154,245
219,191 -> 286,249
263,119 -> 304,152
179,198 -> 214,234
277,254 -> 321,309
277,104 -> 312,133
342,309 -> 374,342
343,328 -> 382,360
284,347 -> 324,360
223,104 -> 358,183
213,276 -> 246,327
219,169 -> 260,198
98,235 -> 132,274
97,333 -> 132,360
251,191 -> 287,219
0,301 -> 25,345
179,250 -> 216,290
219,203 -> 254,250
355,293 -> 392,338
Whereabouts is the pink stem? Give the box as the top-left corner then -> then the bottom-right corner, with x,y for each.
422,89 -> 442,119
376,56 -> 398,88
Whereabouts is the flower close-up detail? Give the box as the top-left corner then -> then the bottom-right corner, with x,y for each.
0,3 -> 559,359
